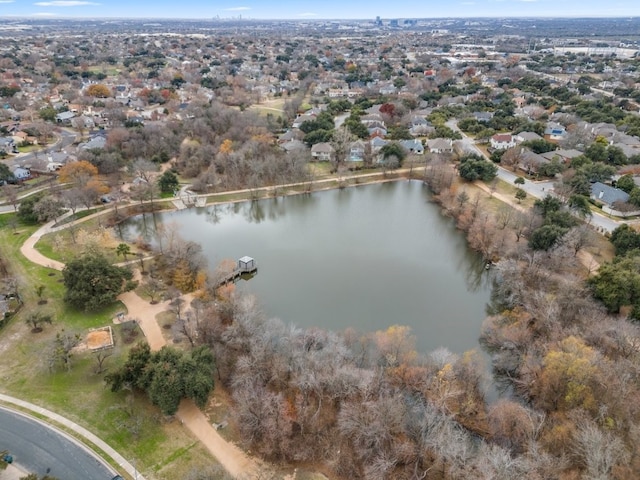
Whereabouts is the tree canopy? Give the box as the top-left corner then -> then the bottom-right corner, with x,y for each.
62,253 -> 134,311
158,170 -> 179,194
0,164 -> 15,184
105,343 -> 215,416
458,154 -> 497,182
589,254 -> 640,318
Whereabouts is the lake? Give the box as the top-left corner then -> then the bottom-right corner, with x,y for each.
120,180 -> 493,356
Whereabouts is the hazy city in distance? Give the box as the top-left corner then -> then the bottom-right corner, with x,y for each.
1,0 -> 639,19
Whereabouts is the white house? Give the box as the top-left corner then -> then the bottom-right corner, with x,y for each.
490,133 -> 517,150
12,167 -> 30,181
427,138 -> 453,154
310,142 -> 334,161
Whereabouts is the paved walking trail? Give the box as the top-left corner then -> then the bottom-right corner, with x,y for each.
119,275 -> 261,479
19,220 -> 262,479
16,168 -> 604,480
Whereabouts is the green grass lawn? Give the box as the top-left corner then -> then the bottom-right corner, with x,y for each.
17,145 -> 40,154
54,208 -> 102,226
0,214 -> 223,478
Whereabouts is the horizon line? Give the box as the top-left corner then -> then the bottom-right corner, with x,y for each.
1,15 -> 638,21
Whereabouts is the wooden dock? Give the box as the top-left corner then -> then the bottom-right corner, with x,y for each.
215,256 -> 257,287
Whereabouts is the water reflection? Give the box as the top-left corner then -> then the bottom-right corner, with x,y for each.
119,181 -> 493,357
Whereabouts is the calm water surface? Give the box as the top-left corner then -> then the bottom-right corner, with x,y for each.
121,181 -> 493,356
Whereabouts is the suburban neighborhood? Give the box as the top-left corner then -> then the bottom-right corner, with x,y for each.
2,14 -> 640,480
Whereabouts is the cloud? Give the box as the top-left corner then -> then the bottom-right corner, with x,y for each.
0,1 -> 16,4
223,6 -> 250,11
34,1 -> 99,6
32,11 -> 59,16
297,12 -> 318,17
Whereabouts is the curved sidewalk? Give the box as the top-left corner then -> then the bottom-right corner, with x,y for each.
0,393 -> 143,480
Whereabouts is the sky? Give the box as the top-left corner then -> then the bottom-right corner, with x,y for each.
1,0 -> 640,19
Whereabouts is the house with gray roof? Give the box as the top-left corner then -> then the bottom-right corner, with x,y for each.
544,122 -> 567,141
540,149 -> 583,163
515,131 -> 543,143
55,111 -> 76,124
518,150 -> 549,174
370,137 -> 388,153
473,112 -> 494,123
590,182 -> 629,207
80,135 -> 107,150
310,142 -> 334,161
427,138 -> 453,154
401,139 -> 424,155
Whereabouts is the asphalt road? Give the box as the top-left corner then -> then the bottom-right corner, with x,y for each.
0,406 -> 114,479
4,128 -> 76,172
446,119 -> 622,233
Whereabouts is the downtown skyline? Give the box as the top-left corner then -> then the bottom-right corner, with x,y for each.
1,0 -> 640,20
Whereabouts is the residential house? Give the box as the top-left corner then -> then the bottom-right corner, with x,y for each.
292,113 -> 316,129
490,133 -> 516,150
518,149 -> 549,174
401,139 -> 424,155
0,136 -> 16,153
348,140 -> 366,162
544,122 -> 567,142
11,131 -> 30,145
12,167 -> 30,181
590,182 -> 630,206
379,84 -> 397,95
473,112 -> 494,123
368,125 -> 387,138
427,138 -> 453,154
80,134 -> 107,151
514,131 -> 543,143
310,142 -> 334,161
55,111 -> 76,124
409,116 -> 432,136
278,129 -> 304,144
540,149 -> 583,163
361,114 -> 385,126
281,140 -> 307,154
370,137 -> 388,153
613,143 -> 640,159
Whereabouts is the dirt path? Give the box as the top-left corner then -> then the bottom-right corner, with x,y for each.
118,290 -> 169,351
18,168 -> 602,480
19,232 -> 262,480
117,287 -> 262,478
178,399 -> 259,479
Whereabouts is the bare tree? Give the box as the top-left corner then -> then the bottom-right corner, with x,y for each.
572,418 -> 630,480
2,184 -> 18,211
141,277 -> 163,304
130,158 -> 158,183
496,204 -> 514,230
60,187 -> 84,215
562,225 -> 595,257
48,330 -> 81,372
330,127 -> 355,171
93,350 -> 112,374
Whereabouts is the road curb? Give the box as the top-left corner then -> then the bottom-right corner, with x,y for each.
0,393 -> 144,480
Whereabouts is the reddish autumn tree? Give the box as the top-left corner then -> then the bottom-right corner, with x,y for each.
379,102 -> 396,117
